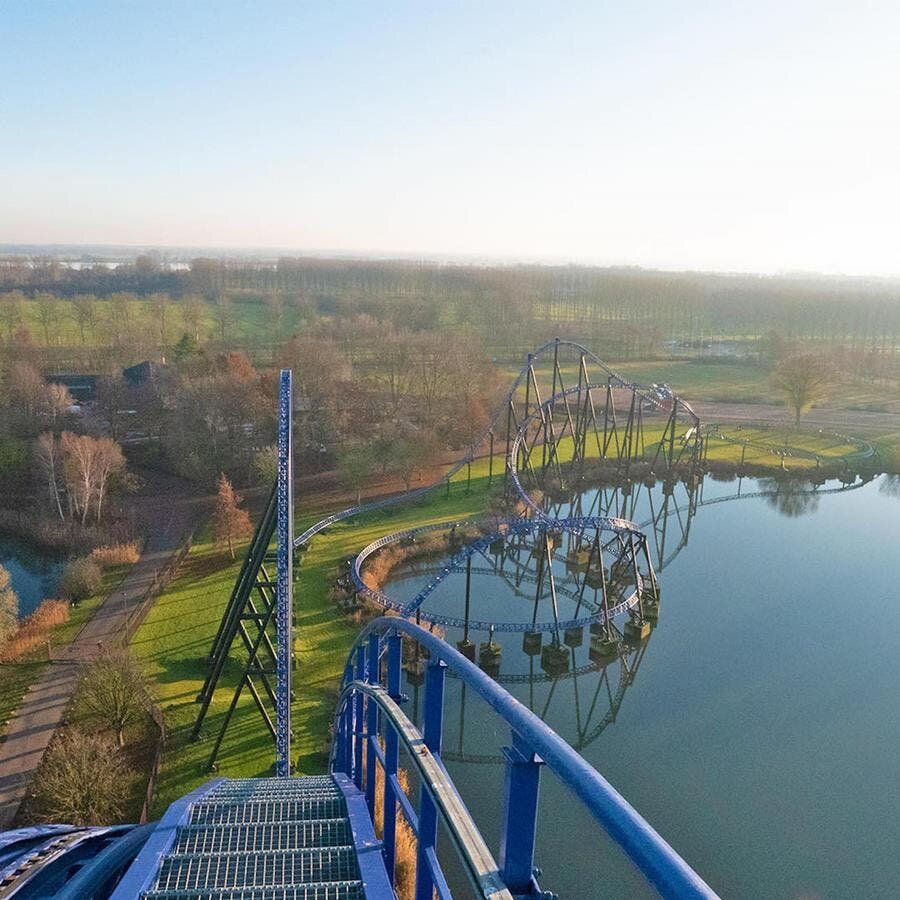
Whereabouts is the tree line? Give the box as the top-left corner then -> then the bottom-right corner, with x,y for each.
2,256 -> 900,364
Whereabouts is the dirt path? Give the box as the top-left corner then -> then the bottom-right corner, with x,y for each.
692,401 -> 900,436
0,472 -> 203,828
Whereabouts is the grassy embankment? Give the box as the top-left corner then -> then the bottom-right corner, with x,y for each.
0,565 -> 130,746
133,425 -> 870,815
133,461 -> 500,817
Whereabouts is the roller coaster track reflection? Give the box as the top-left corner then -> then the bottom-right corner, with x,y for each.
544,474 -> 868,574
416,476 -> 866,765
440,637 -> 648,765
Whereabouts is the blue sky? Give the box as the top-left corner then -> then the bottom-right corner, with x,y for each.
2,1 -> 898,274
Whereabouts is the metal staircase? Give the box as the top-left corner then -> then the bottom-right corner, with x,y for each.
111,776 -> 393,899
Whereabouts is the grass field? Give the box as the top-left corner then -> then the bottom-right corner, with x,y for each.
7,295 -> 306,355
133,472 -> 499,817
504,357 -> 900,413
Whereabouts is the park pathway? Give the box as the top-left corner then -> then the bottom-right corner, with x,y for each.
0,472 -> 202,828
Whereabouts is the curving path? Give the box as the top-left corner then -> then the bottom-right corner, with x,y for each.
0,472 -> 201,828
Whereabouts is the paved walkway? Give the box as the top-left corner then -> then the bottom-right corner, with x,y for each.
0,475 -> 201,828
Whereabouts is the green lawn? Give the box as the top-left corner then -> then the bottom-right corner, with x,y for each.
10,296 -> 307,357
502,356 -> 900,413
132,472 -> 500,817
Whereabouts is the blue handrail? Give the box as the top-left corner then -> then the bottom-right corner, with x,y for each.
332,616 -> 719,899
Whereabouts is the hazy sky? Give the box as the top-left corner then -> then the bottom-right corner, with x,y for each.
2,1 -> 898,274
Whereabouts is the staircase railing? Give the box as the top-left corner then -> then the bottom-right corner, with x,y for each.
331,616 -> 718,900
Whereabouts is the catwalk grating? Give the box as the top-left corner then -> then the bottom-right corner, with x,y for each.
131,775 -> 395,900
141,884 -> 366,899
151,848 -> 359,891
173,820 -> 353,855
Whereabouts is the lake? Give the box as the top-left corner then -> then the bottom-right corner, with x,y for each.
0,536 -> 63,620
388,473 -> 900,898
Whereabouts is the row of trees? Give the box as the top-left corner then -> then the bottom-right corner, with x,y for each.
3,256 -> 900,363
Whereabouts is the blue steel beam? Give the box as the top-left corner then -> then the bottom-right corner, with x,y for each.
276,368 -> 294,776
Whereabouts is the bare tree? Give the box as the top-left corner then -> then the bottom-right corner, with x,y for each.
0,291 -> 24,342
35,432 -> 65,520
0,565 -> 18,645
181,294 -> 205,342
46,382 -> 73,425
59,432 -> 126,523
773,354 -> 830,426
76,651 -> 150,747
213,294 -> 235,343
150,292 -> 171,346
70,294 -> 97,344
214,473 -> 252,559
5,361 -> 48,435
337,446 -> 376,505
34,293 -> 59,345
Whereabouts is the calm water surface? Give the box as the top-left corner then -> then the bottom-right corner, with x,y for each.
0,536 -> 63,619
388,474 -> 900,898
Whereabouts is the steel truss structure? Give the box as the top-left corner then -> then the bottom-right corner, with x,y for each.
351,515 -> 658,638
502,339 -> 703,503
193,370 -> 294,774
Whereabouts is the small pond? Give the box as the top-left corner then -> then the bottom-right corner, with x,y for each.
0,535 -> 64,620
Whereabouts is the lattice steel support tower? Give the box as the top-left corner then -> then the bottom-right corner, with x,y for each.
275,369 -> 293,776
193,369 -> 295,774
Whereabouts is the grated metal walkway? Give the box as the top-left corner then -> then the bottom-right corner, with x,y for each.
112,776 -> 393,900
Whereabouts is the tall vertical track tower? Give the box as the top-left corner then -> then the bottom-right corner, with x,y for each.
192,370 -> 294,774
275,369 -> 293,776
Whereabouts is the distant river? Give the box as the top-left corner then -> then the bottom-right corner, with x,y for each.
387,473 -> 900,898
0,536 -> 63,620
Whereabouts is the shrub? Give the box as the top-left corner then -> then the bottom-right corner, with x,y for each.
0,565 -> 17,645
90,542 -> 140,569
29,729 -> 133,826
59,557 -> 102,602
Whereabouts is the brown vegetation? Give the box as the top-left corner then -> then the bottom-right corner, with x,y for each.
26,730 -> 133,826
0,565 -> 18,645
0,599 -> 69,662
213,473 -> 252,559
372,760 -> 418,899
90,541 -> 140,568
